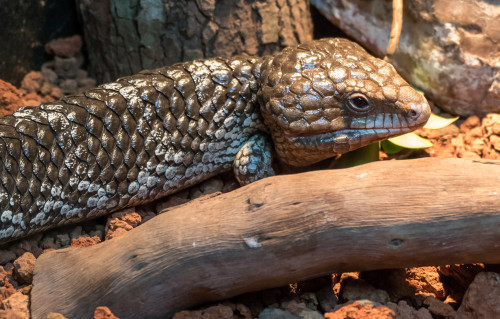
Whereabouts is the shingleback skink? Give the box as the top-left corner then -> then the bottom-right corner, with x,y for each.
0,38 -> 430,244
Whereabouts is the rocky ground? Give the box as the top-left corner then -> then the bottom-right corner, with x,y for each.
1,35 -> 500,319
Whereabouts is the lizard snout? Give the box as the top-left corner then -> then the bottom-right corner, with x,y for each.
406,99 -> 431,128
397,85 -> 431,129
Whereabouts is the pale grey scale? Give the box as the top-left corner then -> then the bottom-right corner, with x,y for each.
233,134 -> 275,186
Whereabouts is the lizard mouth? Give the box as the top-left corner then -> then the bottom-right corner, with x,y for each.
287,100 -> 431,154
289,126 -> 414,154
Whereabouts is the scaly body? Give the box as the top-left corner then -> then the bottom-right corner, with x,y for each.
0,38 -> 430,244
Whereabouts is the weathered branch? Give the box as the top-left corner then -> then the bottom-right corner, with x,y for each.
32,158 -> 500,319
385,0 -> 403,58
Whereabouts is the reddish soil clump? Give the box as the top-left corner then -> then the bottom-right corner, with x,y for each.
0,79 -> 24,116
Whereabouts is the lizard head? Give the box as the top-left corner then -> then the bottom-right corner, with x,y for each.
257,38 -> 431,166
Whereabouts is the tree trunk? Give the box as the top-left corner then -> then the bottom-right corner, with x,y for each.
76,0 -> 314,83
31,158 -> 500,319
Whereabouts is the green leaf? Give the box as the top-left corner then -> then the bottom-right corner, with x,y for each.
331,143 -> 380,169
423,113 -> 459,130
412,87 -> 425,96
388,132 -> 433,149
380,140 -> 404,154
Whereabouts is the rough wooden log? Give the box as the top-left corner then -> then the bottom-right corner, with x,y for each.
32,158 -> 500,319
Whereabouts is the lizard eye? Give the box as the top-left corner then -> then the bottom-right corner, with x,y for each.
347,94 -> 370,112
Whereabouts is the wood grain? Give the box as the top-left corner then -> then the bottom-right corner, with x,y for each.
31,158 -> 500,319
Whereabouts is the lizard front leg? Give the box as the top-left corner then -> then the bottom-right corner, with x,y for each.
233,134 -> 275,186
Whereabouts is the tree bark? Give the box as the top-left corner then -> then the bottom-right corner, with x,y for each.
76,0 -> 314,83
31,158 -> 500,319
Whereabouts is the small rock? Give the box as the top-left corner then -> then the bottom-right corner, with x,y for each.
54,57 -> 79,80
316,286 -> 337,312
470,139 -> 485,155
199,178 -> 224,194
202,304 -> 234,318
55,233 -> 71,247
119,211 -> 141,228
406,267 -> 446,300
235,303 -> 252,319
12,234 -> 43,257
489,135 -> 500,152
13,252 -> 36,284
0,79 -> 24,115
20,71 -> 43,93
50,87 -> 63,99
59,79 -> 78,95
76,69 -> 88,81
41,94 -> 55,103
423,296 -> 455,318
89,225 -> 106,240
45,35 -> 83,58
105,226 -> 128,240
41,65 -> 58,85
70,236 -> 101,248
259,308 -> 300,319
299,309 -> 323,319
110,209 -> 141,227
460,116 -> 481,132
386,300 -> 433,319
468,127 -> 484,139
69,226 -> 83,239
361,267 -> 445,305
0,266 -> 16,302
40,236 -> 57,250
22,91 -> 43,106
300,292 -> 319,310
189,188 -> 203,199
39,81 -> 53,96
281,299 -> 309,316
325,300 -> 395,319
2,263 -> 13,272
136,208 -> 156,224
75,52 -> 85,68
341,274 -> 390,304
89,229 -> 104,240
105,209 -> 142,240
45,312 -> 67,319
94,306 -> 118,319
2,292 -> 29,318
456,272 -> 500,318
0,249 -> 16,264
483,113 -> 500,135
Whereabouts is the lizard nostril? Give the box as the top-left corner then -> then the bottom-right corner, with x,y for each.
408,103 -> 420,119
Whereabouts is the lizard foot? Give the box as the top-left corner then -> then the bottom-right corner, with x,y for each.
233,134 -> 275,186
